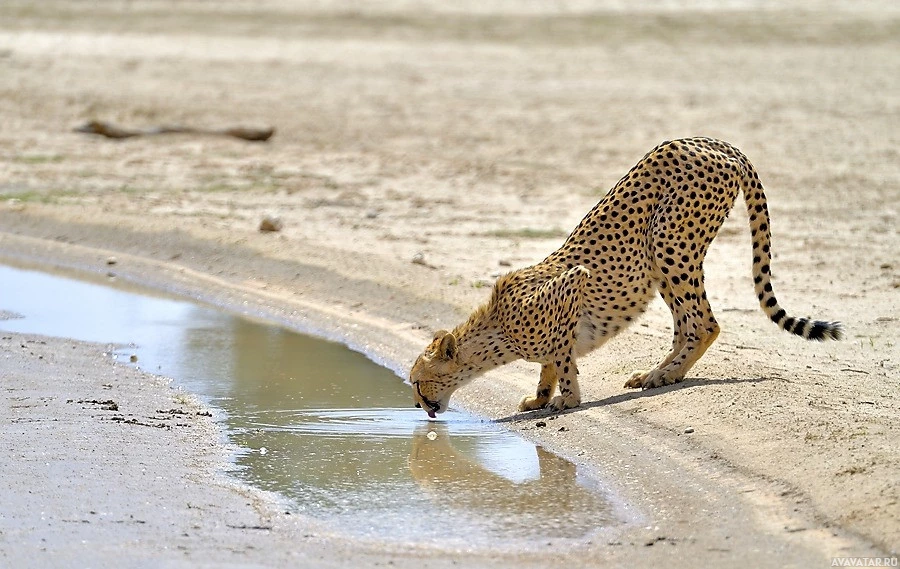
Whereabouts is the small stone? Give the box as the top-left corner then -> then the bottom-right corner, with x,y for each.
411,252 -> 437,269
365,210 -> 379,219
535,421 -> 547,428
684,427 -> 694,434
106,256 -> 118,265
498,259 -> 512,267
426,431 -> 437,440
259,215 -> 283,233
558,426 -> 568,432
129,354 -> 138,363
259,447 -> 268,455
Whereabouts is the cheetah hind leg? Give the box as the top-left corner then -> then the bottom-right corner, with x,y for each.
625,367 -> 684,389
625,280 -> 720,389
625,353 -> 686,388
625,279 -> 686,389
626,324 -> 719,389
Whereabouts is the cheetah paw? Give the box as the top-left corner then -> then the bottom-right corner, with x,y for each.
625,369 -> 683,389
623,371 -> 648,389
548,394 -> 580,411
518,395 -> 549,412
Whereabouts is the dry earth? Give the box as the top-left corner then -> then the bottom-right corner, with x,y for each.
0,0 -> 898,566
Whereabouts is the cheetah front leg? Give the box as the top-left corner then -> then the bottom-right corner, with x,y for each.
519,357 -> 582,412
548,354 -> 581,411
512,266 -> 588,412
519,363 -> 558,411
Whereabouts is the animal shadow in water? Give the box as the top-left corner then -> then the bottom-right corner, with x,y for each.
496,376 -> 768,424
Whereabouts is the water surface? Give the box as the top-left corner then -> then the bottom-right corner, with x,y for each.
0,262 -> 617,547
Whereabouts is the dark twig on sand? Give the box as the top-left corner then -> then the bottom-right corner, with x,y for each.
74,120 -> 275,142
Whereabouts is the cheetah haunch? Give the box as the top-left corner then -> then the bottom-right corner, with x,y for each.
410,138 -> 842,418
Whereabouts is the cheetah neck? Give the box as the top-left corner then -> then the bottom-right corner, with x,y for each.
451,305 -> 518,377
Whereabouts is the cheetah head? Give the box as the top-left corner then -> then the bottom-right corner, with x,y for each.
410,330 -> 463,419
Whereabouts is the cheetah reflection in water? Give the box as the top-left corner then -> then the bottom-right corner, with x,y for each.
408,424 -> 611,537
410,138 -> 842,417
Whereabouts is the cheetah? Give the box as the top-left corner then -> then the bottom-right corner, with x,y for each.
410,137 -> 842,418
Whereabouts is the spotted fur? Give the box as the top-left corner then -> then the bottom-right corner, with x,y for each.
410,138 -> 842,416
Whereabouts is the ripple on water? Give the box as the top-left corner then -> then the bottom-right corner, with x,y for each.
251,408 -> 492,437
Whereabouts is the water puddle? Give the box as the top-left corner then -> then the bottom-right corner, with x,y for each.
0,262 -> 620,548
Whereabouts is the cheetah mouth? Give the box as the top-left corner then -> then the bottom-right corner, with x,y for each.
413,382 -> 441,419
414,400 -> 439,419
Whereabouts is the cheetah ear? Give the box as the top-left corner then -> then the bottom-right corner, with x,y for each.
438,332 -> 458,361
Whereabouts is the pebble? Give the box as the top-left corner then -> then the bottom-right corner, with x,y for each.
684,427 -> 695,434
129,354 -> 138,363
259,215 -> 283,233
535,421 -> 547,428
426,431 -> 437,440
411,252 -> 437,269
106,256 -> 118,265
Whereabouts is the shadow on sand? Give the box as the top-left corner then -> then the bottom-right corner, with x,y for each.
496,376 -> 768,424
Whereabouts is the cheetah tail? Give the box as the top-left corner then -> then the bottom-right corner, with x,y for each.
739,163 -> 843,342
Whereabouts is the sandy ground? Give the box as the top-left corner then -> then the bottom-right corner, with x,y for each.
0,0 -> 898,566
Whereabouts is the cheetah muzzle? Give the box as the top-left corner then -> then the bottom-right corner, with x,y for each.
410,137 -> 842,417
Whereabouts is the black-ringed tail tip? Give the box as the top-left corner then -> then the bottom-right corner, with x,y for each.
770,310 -> 844,341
